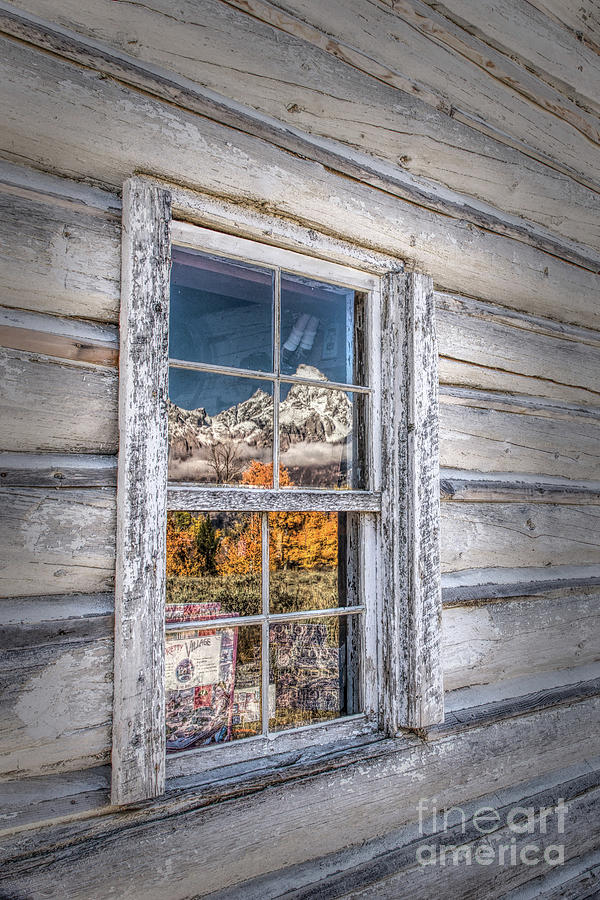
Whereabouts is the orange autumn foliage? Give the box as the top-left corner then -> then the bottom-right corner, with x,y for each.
167,462 -> 338,578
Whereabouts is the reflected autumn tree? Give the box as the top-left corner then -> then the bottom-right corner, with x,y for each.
166,511 -> 221,577
167,462 -> 340,613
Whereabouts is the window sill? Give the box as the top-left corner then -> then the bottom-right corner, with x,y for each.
166,714 -> 378,780
164,724 -> 408,804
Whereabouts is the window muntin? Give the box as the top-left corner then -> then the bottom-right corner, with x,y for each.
164,235 -> 373,757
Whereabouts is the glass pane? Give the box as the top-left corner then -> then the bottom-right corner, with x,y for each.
166,511 -> 262,619
269,512 -> 353,614
168,368 -> 274,485
166,623 -> 262,751
280,273 -> 358,385
269,616 -> 359,731
279,383 -> 356,489
170,247 -> 274,372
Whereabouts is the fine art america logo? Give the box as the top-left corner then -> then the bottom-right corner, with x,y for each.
415,798 -> 567,867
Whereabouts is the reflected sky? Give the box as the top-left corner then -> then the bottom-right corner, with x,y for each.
281,273 -> 356,384
170,247 -> 274,372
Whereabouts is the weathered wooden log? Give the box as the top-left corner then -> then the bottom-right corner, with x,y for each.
0,689 -> 597,897
5,0 -> 600,256
2,38 -> 600,328
0,177 -> 120,322
443,587 -> 600,690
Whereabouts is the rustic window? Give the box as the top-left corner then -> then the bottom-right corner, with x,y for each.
112,177 -> 443,805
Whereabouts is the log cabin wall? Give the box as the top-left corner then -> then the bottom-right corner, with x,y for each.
0,0 -> 599,896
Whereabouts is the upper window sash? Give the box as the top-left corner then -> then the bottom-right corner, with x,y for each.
167,223 -> 380,495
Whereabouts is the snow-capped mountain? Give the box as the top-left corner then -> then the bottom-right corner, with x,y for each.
169,365 -> 351,457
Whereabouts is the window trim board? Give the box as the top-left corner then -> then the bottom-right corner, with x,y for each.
112,178 -> 172,806
380,271 -> 444,733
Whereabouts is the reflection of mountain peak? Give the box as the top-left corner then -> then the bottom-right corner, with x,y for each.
294,363 -> 327,382
168,366 -> 352,459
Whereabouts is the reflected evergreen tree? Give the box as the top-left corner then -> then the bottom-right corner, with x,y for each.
195,514 -> 220,575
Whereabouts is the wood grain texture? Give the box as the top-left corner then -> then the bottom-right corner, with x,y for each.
442,567 -> 600,605
439,471 -> 600,504
439,390 -> 600,481
2,37 -> 600,330
516,0 -> 600,55
0,306 -> 119,367
220,768 -> 600,900
261,0 -> 600,175
414,0 -> 600,113
5,451 -> 600,502
305,775 -> 600,900
381,272 -> 443,731
528,857 -> 600,900
0,591 -> 113,625
0,452 -> 117,487
111,178 -> 171,805
441,502 -> 600,572
436,293 -> 600,405
8,0 -> 600,257
0,592 -> 113,781
0,694 -> 598,897
0,487 -> 115,598
0,627 -> 112,780
2,486 -> 597,603
0,347 -> 118,453
0,766 -> 110,832
443,587 -> 600,691
0,181 -> 120,322
167,487 -> 381,512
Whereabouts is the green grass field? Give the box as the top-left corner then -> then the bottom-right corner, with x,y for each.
166,569 -> 339,615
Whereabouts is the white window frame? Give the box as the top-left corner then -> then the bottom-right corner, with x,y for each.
111,177 -> 444,805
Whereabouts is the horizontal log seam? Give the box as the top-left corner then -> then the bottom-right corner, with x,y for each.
4,311 -> 600,406
3,455 -> 600,504
0,8 -> 599,273
0,455 -> 118,488
0,592 -> 114,625
439,353 -> 600,398
438,384 -> 600,414
0,617 -> 113,650
0,158 -> 121,214
524,0 -> 600,59
442,577 -> 600,607
412,0 -> 600,115
0,325 -> 119,368
436,292 -> 600,345
218,0 -> 600,186
385,0 -> 600,118
3,570 -> 600,625
0,178 -> 120,220
440,477 -> 600,504
423,676 -> 600,737
5,334 -> 600,397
